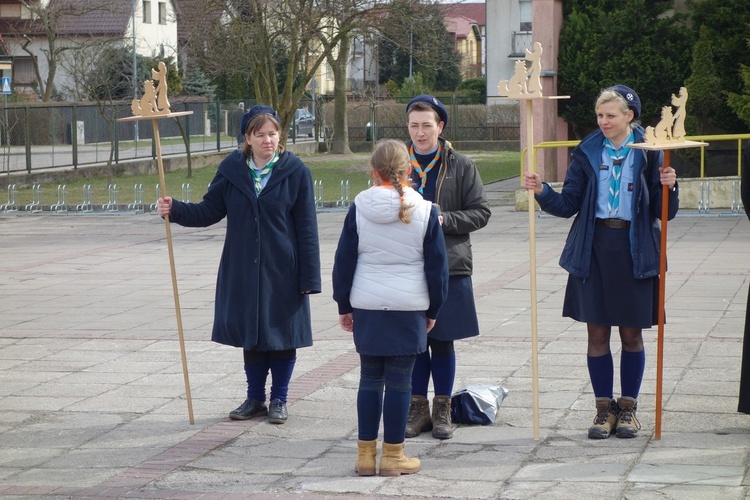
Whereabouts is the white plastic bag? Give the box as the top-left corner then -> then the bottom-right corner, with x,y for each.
451,384 -> 508,425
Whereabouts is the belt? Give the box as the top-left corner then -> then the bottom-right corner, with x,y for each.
596,218 -> 630,229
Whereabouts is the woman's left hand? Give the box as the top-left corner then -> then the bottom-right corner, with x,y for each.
659,166 -> 677,189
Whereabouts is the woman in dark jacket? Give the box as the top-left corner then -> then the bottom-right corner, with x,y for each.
738,141 -> 750,414
157,105 -> 321,425
524,85 -> 678,440
403,95 -> 491,440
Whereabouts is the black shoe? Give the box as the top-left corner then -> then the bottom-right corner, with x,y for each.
268,398 -> 288,424
229,398 -> 268,420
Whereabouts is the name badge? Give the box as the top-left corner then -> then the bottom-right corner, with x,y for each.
599,164 -> 609,171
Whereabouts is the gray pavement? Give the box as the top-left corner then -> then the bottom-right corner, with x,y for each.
1,201 -> 749,499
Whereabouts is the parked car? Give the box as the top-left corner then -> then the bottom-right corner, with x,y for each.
289,108 -> 315,138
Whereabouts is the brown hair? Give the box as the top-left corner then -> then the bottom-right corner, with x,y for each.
406,101 -> 441,124
370,139 -> 414,223
241,114 -> 285,157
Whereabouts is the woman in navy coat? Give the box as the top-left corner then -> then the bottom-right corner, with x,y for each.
157,105 -> 321,424
524,85 -> 678,440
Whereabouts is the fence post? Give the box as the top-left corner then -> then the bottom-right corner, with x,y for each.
24,106 -> 31,173
72,104 -> 78,169
114,111 -> 119,164
184,102 -> 192,159
216,99 -> 221,151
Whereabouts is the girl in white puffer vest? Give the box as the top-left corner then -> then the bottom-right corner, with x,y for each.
333,139 -> 448,477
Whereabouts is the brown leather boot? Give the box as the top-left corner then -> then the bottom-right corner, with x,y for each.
379,442 -> 421,476
616,397 -> 641,438
588,397 -> 619,439
355,439 -> 377,476
431,395 -> 453,439
404,395 -> 432,438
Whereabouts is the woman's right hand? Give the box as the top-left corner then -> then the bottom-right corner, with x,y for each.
339,313 -> 353,332
426,317 -> 436,333
157,196 -> 172,217
523,172 -> 544,196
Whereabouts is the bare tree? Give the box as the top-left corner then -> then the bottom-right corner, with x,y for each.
182,0 -> 389,147
13,0 -> 127,101
59,44 -> 128,184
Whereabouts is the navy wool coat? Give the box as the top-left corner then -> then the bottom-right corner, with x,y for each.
168,149 -> 321,351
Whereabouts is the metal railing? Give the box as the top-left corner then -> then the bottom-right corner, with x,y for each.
0,96 -> 521,176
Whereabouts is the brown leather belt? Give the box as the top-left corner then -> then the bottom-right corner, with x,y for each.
596,218 -> 630,229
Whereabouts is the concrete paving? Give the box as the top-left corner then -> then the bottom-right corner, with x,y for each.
1,187 -> 750,499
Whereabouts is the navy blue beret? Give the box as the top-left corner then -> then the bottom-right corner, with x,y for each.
607,84 -> 641,120
406,94 -> 448,126
240,105 -> 280,136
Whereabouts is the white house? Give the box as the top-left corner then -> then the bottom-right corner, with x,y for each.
0,0 -> 178,99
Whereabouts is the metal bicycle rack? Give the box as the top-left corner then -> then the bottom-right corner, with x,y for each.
51,185 -> 68,213
102,184 -> 119,212
76,184 -> 94,213
314,180 -> 323,209
0,184 -> 18,213
335,179 -> 350,208
128,184 -> 145,214
24,184 -> 43,213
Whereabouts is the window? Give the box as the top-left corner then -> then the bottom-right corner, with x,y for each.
158,2 -> 167,25
143,0 -> 151,24
12,57 -> 35,86
0,4 -> 22,18
519,0 -> 532,31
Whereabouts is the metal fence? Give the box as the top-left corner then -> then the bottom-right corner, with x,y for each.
0,96 -> 521,174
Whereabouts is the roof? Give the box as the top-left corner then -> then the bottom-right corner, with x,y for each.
440,2 -> 485,26
174,0 -> 222,41
0,1 -> 139,38
444,15 -> 480,40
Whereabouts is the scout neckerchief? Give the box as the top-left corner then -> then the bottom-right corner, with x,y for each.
409,141 -> 443,194
247,151 -> 279,194
604,132 -> 634,216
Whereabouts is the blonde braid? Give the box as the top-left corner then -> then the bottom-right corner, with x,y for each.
371,140 -> 414,223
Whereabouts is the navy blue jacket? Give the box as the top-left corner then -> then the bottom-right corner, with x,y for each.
534,126 -> 679,280
168,149 -> 321,350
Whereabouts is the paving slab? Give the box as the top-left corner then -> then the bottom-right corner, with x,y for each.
0,199 -> 749,499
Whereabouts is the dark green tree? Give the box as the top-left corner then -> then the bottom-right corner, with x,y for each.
727,63 -> 750,130
687,0 -> 750,132
558,0 -> 693,138
684,25 -> 724,135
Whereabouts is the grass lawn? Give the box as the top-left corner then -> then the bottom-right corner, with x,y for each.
7,150 -> 520,207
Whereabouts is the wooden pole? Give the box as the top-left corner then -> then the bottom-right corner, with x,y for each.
654,149 -> 670,440
153,118 -> 195,425
526,99 -> 540,441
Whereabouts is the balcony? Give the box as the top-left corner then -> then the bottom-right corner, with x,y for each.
510,31 -> 532,58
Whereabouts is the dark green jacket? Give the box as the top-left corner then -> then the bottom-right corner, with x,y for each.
408,139 -> 491,275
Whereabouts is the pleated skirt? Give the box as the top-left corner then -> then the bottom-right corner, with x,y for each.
562,224 -> 658,329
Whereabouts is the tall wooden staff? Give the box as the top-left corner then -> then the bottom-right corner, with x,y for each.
630,87 -> 706,439
498,42 -> 568,440
118,62 -> 195,424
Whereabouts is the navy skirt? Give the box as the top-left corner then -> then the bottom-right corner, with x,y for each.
563,224 -> 659,328
429,275 -> 480,341
352,309 -> 427,356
